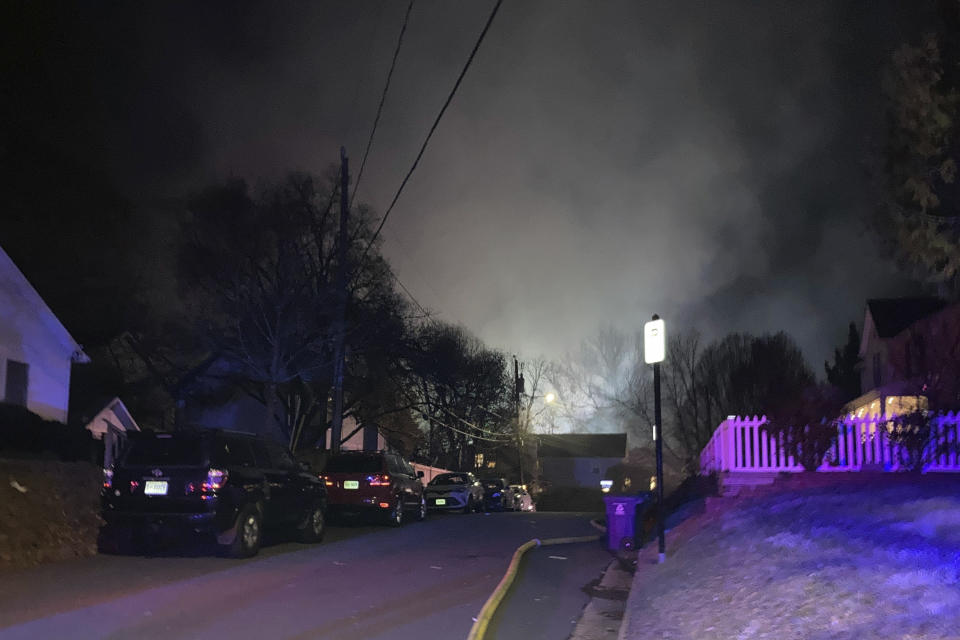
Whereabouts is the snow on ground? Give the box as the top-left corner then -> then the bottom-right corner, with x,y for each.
622,474 -> 960,640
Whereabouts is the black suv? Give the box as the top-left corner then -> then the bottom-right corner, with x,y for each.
101,429 -> 327,557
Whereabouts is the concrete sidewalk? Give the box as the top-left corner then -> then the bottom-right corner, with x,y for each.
569,556 -> 634,640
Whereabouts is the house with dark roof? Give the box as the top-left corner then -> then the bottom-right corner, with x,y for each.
850,297 -> 958,417
536,433 -> 627,489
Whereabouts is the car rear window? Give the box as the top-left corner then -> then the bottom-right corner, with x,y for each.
123,434 -> 206,466
324,454 -> 383,473
430,473 -> 469,485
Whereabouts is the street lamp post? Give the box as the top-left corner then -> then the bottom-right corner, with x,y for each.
644,314 -> 666,564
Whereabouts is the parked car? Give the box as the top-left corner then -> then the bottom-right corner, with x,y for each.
509,485 -> 536,512
101,429 -> 327,558
321,451 -> 426,526
481,477 -> 515,511
424,472 -> 484,513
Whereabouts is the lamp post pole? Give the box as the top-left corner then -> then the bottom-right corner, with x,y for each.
653,348 -> 665,563
645,313 -> 666,564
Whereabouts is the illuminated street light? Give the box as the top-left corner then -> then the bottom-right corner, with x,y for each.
544,392 -> 556,404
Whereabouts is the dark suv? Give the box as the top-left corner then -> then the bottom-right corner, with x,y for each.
481,477 -> 516,511
101,429 -> 327,558
321,451 -> 426,526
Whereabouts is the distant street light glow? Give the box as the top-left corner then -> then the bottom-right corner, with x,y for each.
545,392 -> 556,404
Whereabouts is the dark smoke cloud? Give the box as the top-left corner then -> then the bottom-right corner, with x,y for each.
3,0 -> 931,369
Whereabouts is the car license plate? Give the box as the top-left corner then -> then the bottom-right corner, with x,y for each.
343,480 -> 359,490
144,480 -> 168,496
435,498 -> 446,505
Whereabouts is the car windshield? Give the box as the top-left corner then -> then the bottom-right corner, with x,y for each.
123,434 -> 206,466
429,473 -> 469,486
324,454 -> 382,473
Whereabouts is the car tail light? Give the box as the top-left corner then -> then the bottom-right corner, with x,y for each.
319,474 -> 333,487
129,480 -> 140,493
378,502 -> 390,508
367,474 -> 391,486
102,469 -> 113,490
184,481 -> 197,495
202,468 -> 229,492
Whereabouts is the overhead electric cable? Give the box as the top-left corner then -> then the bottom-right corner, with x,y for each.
359,0 -> 504,266
351,0 -> 416,208
439,405 -> 509,439
392,271 -> 432,318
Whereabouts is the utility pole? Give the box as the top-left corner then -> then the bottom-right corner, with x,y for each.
330,147 -> 350,453
514,355 -> 524,485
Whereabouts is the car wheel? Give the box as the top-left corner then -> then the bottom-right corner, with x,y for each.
224,504 -> 262,558
416,495 -> 427,522
388,496 -> 403,527
298,504 -> 326,543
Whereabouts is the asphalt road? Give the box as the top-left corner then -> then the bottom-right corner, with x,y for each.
488,540 -> 613,640
0,511 -> 600,640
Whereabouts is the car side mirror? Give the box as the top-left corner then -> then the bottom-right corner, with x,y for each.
417,470 -> 424,478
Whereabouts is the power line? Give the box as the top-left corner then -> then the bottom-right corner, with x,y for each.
439,405 -> 510,439
413,408 -> 512,443
359,0 -> 504,266
351,0 -> 416,208
391,271 -> 432,318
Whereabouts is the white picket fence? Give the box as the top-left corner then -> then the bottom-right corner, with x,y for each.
700,413 -> 960,473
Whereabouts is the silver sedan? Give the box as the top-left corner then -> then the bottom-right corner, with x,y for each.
424,472 -> 484,513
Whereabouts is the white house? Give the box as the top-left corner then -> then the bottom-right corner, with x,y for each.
0,244 -> 88,422
81,397 -> 140,467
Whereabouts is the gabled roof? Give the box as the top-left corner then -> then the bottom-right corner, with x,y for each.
537,433 -> 627,458
81,397 -> 140,437
866,297 -> 946,339
0,244 -> 88,361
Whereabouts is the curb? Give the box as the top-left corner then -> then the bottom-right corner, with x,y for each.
466,533 -> 602,640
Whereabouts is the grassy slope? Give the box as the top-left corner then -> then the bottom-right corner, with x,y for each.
0,459 -> 102,569
623,474 -> 960,640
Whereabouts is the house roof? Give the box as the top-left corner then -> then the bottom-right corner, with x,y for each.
866,297 -> 946,339
537,433 -> 627,458
81,397 -> 140,436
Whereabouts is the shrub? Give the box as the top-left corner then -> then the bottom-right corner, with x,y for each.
0,403 -> 97,462
767,384 -> 846,471
886,409 -> 960,472
536,486 -> 605,512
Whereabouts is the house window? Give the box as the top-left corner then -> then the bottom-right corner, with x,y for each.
4,360 -> 28,407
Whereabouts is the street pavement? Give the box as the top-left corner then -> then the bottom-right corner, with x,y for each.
0,511 -> 600,640
487,540 -> 613,640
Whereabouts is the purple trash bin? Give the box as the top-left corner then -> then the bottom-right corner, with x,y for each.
603,495 -> 643,551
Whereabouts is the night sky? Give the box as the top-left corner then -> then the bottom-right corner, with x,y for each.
2,1 -> 932,365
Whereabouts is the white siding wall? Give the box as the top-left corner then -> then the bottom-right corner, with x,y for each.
0,256 -> 76,423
